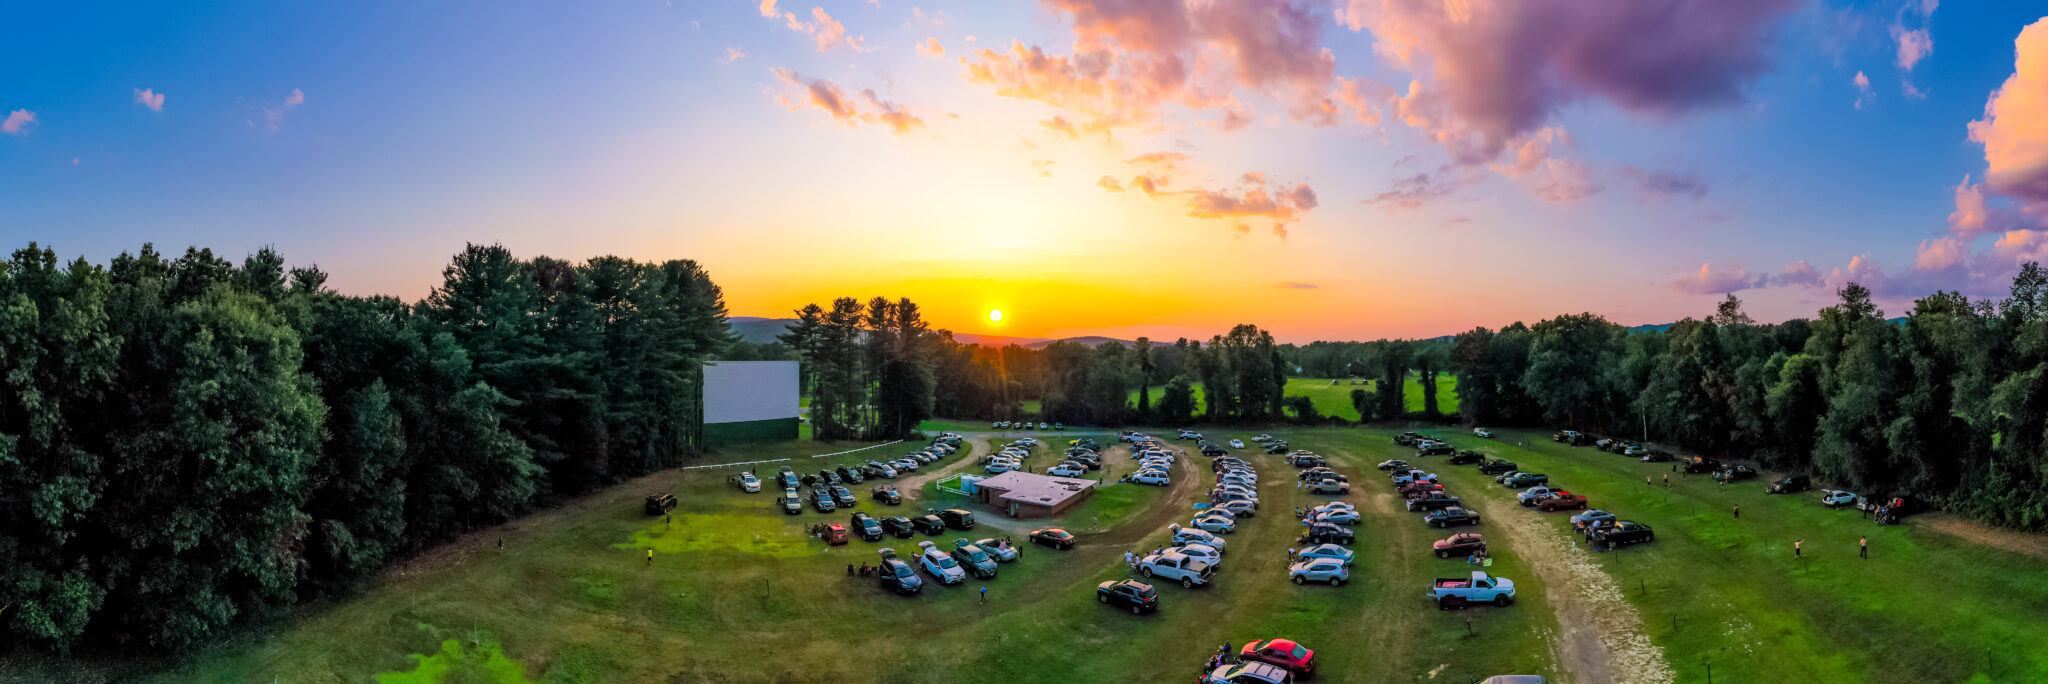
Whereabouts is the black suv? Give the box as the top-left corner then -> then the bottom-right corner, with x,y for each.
809,487 -> 836,512
1446,450 -> 1485,465
1097,579 -> 1158,614
938,508 -> 976,530
871,486 -> 902,505
1303,522 -> 1354,545
1416,444 -> 1454,457
836,466 -> 865,484
818,470 -> 841,486
878,557 -> 923,595
911,514 -> 947,536
1769,475 -> 1811,494
830,484 -> 858,508
850,512 -> 885,541
881,516 -> 916,538
1714,465 -> 1759,483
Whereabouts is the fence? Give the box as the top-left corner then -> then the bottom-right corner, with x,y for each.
809,439 -> 906,459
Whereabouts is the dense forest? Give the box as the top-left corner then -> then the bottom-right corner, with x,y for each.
1445,267 -> 2048,531
0,243 -> 731,652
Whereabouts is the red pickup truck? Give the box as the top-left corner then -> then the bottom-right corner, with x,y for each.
1538,493 -> 1588,512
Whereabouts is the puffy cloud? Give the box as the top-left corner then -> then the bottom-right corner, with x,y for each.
1338,0 -> 1798,159
723,47 -> 747,63
1824,254 -> 1891,295
134,87 -> 165,111
1670,262 -> 1755,295
1363,171 -> 1461,210
1130,173 -> 1165,196
772,68 -> 926,134
960,0 -> 1345,136
1853,70 -> 1874,110
917,37 -> 945,58
1915,236 -> 1967,272
2,109 -> 36,135
1097,175 -> 1124,191
763,5 -> 868,53
759,0 -> 779,19
1776,261 -> 1824,288
1968,18 -> 2048,206
1109,165 -> 1316,236
1946,176 -> 2002,241
1620,165 -> 1708,201
1276,282 -> 1319,289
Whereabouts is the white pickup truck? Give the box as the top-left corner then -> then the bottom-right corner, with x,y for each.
1139,551 -> 1215,588
1429,571 -> 1516,608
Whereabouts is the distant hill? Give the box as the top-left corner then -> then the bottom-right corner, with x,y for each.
727,317 -> 1129,349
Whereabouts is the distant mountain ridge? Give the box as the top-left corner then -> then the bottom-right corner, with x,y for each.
728,317 -> 1132,349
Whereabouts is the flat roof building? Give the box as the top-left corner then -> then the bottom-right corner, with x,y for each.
973,471 -> 1097,519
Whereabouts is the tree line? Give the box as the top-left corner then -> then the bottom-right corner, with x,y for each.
0,243 -> 731,652
1447,265 -> 2048,531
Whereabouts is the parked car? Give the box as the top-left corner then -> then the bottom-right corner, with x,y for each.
645,493 -> 677,516
1430,571 -> 1516,607
830,485 -> 857,508
1312,508 -> 1360,525
1516,486 -> 1564,506
781,489 -> 802,515
1193,513 -> 1237,534
937,508 -> 976,530
1097,579 -> 1159,614
817,469 -> 841,486
917,541 -> 966,585
1295,543 -> 1353,565
1204,661 -> 1295,684
1287,453 -> 1326,468
1714,465 -> 1759,483
1139,552 -> 1215,588
865,461 -> 899,478
950,541 -> 999,579
809,487 -> 836,513
1306,479 -> 1349,495
850,512 -> 884,541
1680,456 -> 1722,474
777,466 -> 802,489
1569,509 -> 1615,531
1769,475 -> 1812,494
1822,490 -> 1860,508
1425,506 -> 1482,528
1289,558 -> 1350,586
972,538 -> 1021,562
1394,432 -> 1424,446
1473,427 -> 1494,438
911,514 -> 946,536
1171,543 -> 1223,567
1174,528 -> 1228,551
1301,522 -> 1353,546
1406,492 -> 1463,512
1239,639 -> 1316,678
1433,532 -> 1487,558
1047,463 -> 1087,477
1132,470 -> 1172,486
1596,521 -> 1655,545
1213,500 -> 1259,518
1030,528 -> 1077,549
1478,459 -> 1518,475
1253,434 -> 1274,442
871,486 -> 902,505
876,551 -> 923,595
1447,451 -> 1485,465
1376,459 -> 1410,471
1229,439 -> 1245,449
1502,473 -> 1550,488
737,472 -> 761,493
835,466 -> 864,484
881,515 -> 916,538
1390,469 -> 1436,485
1539,493 -> 1589,512
1639,450 -> 1675,463
1416,443 -> 1455,457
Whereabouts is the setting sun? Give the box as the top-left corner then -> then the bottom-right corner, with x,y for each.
988,309 -> 1004,323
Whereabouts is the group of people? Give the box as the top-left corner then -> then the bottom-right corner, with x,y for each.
1199,642 -> 1236,675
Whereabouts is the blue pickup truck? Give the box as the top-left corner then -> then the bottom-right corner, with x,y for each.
1430,571 -> 1516,608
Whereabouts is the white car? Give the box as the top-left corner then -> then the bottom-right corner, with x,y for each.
1290,558 -> 1350,586
1313,509 -> 1360,525
1229,439 -> 1245,449
1170,543 -> 1222,567
1173,528 -> 1227,551
1296,543 -> 1354,565
984,460 -> 1019,474
1252,434 -> 1273,442
1037,422 -> 1049,430
994,421 -> 1008,429
1823,490 -> 1859,508
1220,476 -> 1257,489
1139,552 -> 1214,587
1473,427 -> 1494,438
1192,514 -> 1236,534
917,541 -> 966,584
1132,470 -> 1171,486
1047,464 -> 1087,477
738,472 -> 761,493
1016,438 -> 1039,446
892,458 -> 920,472
1211,500 -> 1257,518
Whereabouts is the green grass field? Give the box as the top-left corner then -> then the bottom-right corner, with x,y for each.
53,426 -> 2048,683
1124,375 -> 1459,422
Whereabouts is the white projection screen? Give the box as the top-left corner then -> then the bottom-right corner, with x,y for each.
701,361 -> 800,424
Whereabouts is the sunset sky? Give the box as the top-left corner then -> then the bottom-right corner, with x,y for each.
5,1 -> 2048,342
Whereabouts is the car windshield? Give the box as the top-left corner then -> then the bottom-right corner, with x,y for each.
935,556 -> 957,568
894,566 -> 914,578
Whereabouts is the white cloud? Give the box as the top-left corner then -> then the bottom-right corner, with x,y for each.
134,87 -> 165,111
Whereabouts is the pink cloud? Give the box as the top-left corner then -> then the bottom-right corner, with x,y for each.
916,37 -> 945,58
1363,170 -> 1462,211
1968,18 -> 2048,207
772,68 -> 926,134
134,87 -> 165,111
1776,261 -> 1823,288
1893,26 -> 1932,72
759,0 -> 779,19
1670,262 -> 1754,295
1853,70 -> 1874,110
1915,236 -> 1966,272
2,109 -> 36,135
1338,0 -> 1798,160
723,47 -> 747,63
261,88 -> 305,131
1620,165 -> 1708,201
1097,175 -> 1124,191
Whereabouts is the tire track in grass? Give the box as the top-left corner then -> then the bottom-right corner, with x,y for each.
1467,491 -> 1673,684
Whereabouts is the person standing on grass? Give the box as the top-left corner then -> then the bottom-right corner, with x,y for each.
1794,539 -> 1803,559
847,563 -> 855,578
980,586 -> 988,605
1646,476 -> 1652,486
1860,536 -> 1869,559
1663,473 -> 1669,487
1733,504 -> 1740,520
646,548 -> 654,566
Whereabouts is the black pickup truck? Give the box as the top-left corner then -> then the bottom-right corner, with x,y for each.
1477,459 -> 1518,475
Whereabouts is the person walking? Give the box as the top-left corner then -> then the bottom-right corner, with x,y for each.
1125,550 -> 1135,569
847,563 -> 855,578
980,586 -> 988,605
1794,538 -> 1804,559
1646,475 -> 1652,486
646,548 -> 654,566
1662,473 -> 1669,487
1860,536 -> 1869,559
1733,504 -> 1740,520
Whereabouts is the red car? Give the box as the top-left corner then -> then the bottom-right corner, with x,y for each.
1240,638 -> 1315,676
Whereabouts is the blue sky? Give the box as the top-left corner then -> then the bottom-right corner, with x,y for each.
4,1 -> 2046,341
